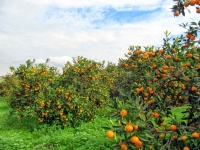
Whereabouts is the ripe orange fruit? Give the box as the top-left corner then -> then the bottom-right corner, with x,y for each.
136,87 -> 144,93
182,136 -> 187,141
187,53 -> 193,58
161,73 -> 166,77
152,64 -> 157,69
196,8 -> 200,14
151,52 -> 156,57
190,35 -> 195,41
181,84 -> 186,90
159,134 -> 164,139
184,43 -> 189,47
106,130 -> 115,138
166,55 -> 172,60
158,49 -> 164,54
121,143 -> 128,150
133,125 -> 139,130
140,87 -> 144,91
186,33 -> 191,38
128,51 -> 131,55
156,71 -> 161,75
40,101 -> 45,107
135,50 -> 139,55
163,69 -> 167,74
149,99 -> 155,105
120,109 -> 127,117
124,63 -> 129,67
135,140 -> 142,148
192,132 -> 199,138
184,1 -> 189,7
154,112 -> 160,118
191,86 -> 197,92
170,125 -> 177,131
119,141 -> 123,146
182,64 -> 187,67
153,78 -> 158,82
186,62 -> 190,67
131,136 -> 140,143
174,11 -> 179,16
189,0 -> 195,6
162,65 -> 168,70
172,49 -> 176,53
144,93 -> 149,97
125,124 -> 134,132
196,0 -> 200,4
172,135 -> 177,140
183,147 -> 190,150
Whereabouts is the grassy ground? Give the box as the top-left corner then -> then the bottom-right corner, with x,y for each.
0,97 -> 115,150
0,96 -> 189,150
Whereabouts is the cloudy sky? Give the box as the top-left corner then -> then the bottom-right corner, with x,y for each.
0,0 -> 199,76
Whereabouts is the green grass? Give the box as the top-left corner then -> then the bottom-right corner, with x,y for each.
0,96 -> 190,150
0,97 -> 115,150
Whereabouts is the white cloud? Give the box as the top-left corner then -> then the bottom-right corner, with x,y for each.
35,58 -> 46,64
0,0 -> 199,76
49,56 -> 73,67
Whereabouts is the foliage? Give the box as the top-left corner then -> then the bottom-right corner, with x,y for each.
0,74 -> 18,97
1,0 -> 200,149
7,57 -> 117,128
106,1 -> 200,149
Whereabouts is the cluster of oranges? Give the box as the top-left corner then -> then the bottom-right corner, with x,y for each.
173,0 -> 200,17
106,42 -> 200,149
184,0 -> 200,13
130,136 -> 142,149
186,33 -> 196,41
107,109 -> 200,149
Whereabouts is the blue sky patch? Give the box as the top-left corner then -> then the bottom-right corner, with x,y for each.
43,6 -> 161,27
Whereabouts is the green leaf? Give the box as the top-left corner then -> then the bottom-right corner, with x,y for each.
142,102 -> 149,110
191,22 -> 197,25
137,133 -> 150,141
102,126 -> 112,130
182,10 -> 185,16
140,114 -> 146,121
138,136 -> 149,142
187,8 -> 191,14
119,89 -> 127,97
145,132 -> 154,139
135,98 -> 139,106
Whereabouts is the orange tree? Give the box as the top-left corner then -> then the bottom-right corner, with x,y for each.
106,36 -> 200,150
58,56 -> 116,126
106,1 -> 200,150
0,66 -> 19,97
9,59 -> 61,125
0,73 -> 19,97
8,57 -> 116,127
104,62 -> 125,99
